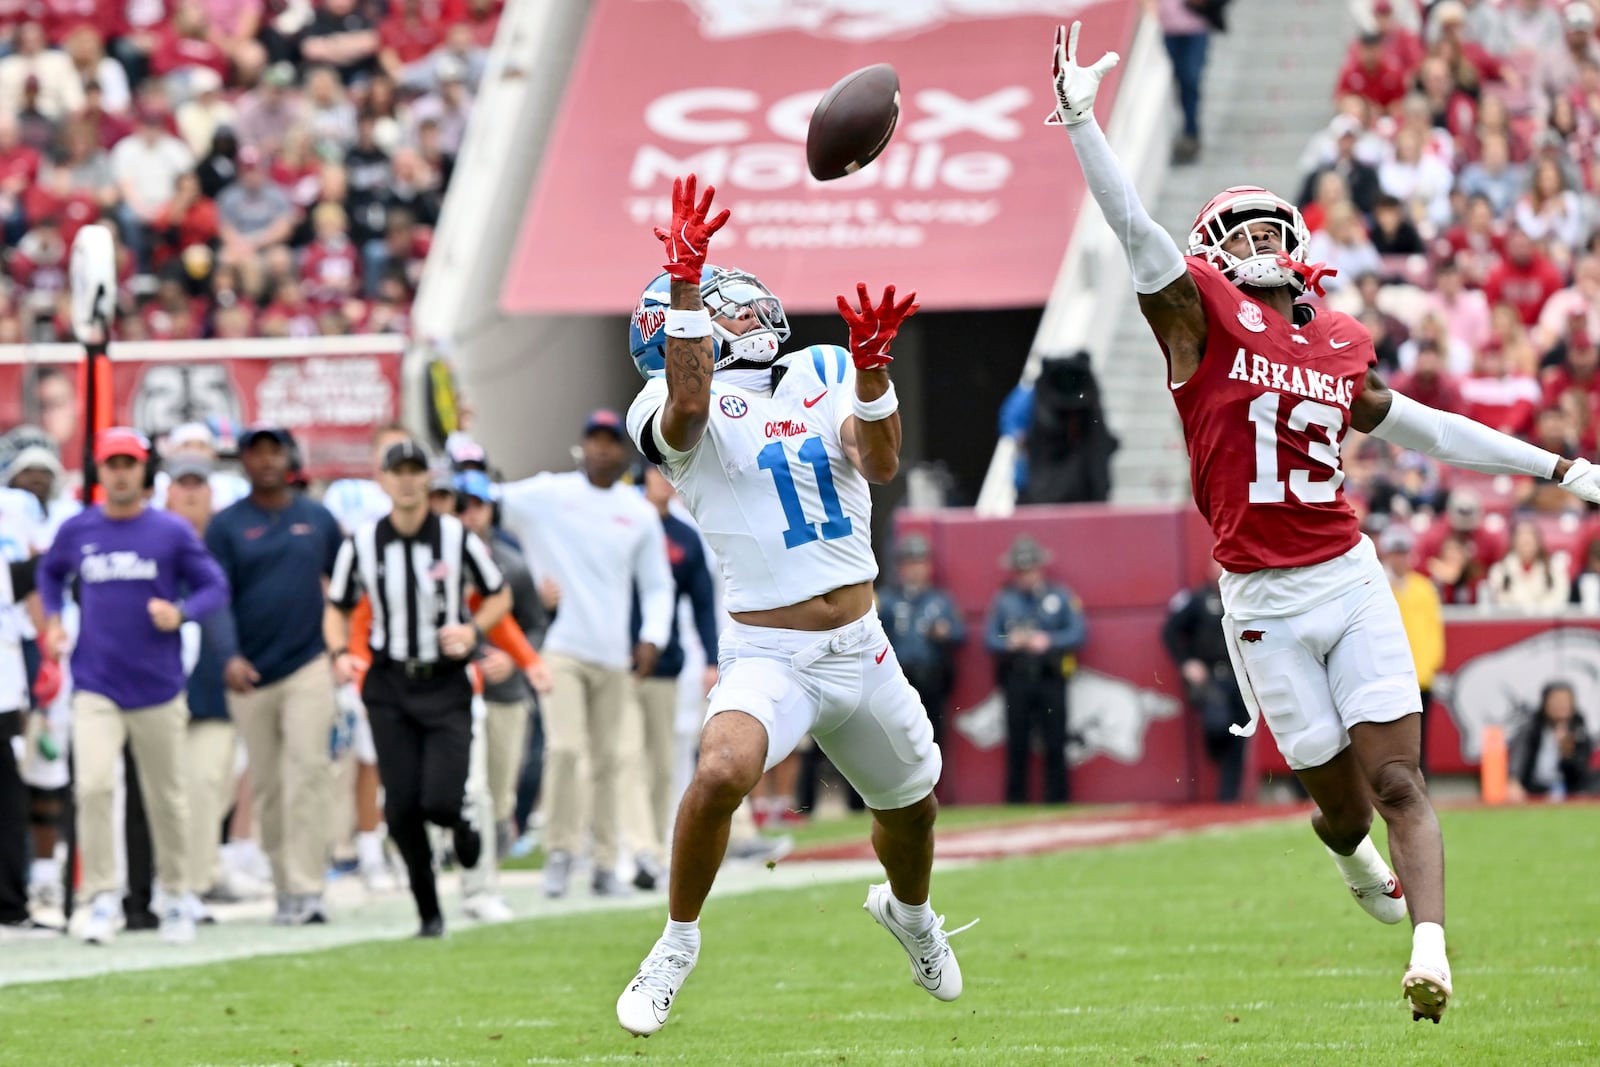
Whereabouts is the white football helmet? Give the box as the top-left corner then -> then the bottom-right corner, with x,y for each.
1188,186 -> 1313,293
702,266 -> 790,369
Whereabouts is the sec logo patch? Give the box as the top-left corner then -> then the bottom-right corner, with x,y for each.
1236,300 -> 1266,333
719,395 -> 749,418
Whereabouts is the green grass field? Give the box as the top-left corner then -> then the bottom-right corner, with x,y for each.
3,805 -> 1595,1066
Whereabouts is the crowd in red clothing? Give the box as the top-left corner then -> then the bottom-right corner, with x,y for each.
0,0 -> 503,345
1302,0 -> 1600,605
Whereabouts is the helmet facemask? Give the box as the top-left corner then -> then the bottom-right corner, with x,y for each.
702,267 -> 790,369
1190,191 -> 1313,294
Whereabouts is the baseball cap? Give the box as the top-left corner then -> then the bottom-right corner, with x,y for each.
447,436 -> 488,469
897,532 -> 932,561
1377,523 -> 1415,555
167,455 -> 213,482
94,427 -> 150,463
1002,533 -> 1051,571
167,421 -> 216,451
429,464 -> 456,493
454,470 -> 494,502
584,409 -> 624,438
382,439 -> 431,472
1567,2 -> 1595,29
5,445 -> 64,484
239,424 -> 292,449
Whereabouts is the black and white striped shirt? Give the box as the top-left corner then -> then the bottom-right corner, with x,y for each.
328,512 -> 504,664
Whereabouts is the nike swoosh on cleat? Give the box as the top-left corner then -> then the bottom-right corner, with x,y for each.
875,646 -> 889,664
804,391 -> 828,408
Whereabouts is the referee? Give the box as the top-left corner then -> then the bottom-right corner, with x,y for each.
323,440 -> 511,937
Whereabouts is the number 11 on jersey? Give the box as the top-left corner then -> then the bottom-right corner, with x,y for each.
758,438 -> 854,549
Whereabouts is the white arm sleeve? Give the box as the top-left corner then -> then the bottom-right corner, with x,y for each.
1370,390 -> 1559,478
1065,118 -> 1187,294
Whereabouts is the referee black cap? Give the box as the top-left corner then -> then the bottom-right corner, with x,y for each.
382,439 -> 432,472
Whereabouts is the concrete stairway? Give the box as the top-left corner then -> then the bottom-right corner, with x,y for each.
1104,0 -> 1360,503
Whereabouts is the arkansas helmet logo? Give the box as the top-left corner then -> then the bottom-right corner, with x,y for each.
1432,628 -> 1600,761
1236,300 -> 1266,333
955,668 -> 1180,765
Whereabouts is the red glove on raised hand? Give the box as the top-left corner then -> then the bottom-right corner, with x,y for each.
654,174 -> 731,282
836,283 -> 919,371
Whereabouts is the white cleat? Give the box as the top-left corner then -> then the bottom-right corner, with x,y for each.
159,899 -> 196,945
617,938 -> 697,1036
1347,871 -> 1408,925
461,892 -> 514,923
1403,961 -> 1452,1023
80,892 -> 119,946
862,882 -> 975,1002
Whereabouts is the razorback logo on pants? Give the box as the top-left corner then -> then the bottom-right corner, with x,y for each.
1239,630 -> 1266,643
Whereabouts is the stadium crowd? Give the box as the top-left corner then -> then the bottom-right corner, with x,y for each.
0,0 -> 502,346
1306,0 -> 1600,605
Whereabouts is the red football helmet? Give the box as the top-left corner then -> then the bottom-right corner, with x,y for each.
1188,186 -> 1313,293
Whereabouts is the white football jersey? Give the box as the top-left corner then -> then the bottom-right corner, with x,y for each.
321,477 -> 393,533
627,345 -> 878,613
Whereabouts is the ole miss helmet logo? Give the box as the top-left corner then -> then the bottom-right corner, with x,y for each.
719,395 -> 749,418
632,301 -> 665,346
1236,301 -> 1266,333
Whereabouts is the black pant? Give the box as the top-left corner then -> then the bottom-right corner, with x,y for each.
363,663 -> 473,923
1418,687 -> 1432,778
0,711 -> 29,923
514,695 -> 545,834
1003,671 -> 1069,804
902,661 -> 951,746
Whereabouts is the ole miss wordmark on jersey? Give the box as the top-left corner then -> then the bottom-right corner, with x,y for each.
1162,257 -> 1375,574
626,345 -> 878,613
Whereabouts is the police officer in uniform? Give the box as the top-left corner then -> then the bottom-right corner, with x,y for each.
877,533 -> 965,743
984,534 -> 1086,804
1161,562 -> 1248,802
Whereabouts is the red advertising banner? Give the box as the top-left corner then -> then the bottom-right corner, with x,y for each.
501,0 -> 1139,315
0,338 -> 404,480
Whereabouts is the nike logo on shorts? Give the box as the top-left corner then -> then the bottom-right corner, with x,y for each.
804,391 -> 828,408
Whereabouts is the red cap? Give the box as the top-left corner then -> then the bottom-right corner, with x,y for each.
94,427 -> 150,463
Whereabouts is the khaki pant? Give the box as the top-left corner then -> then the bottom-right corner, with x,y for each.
484,698 -> 529,826
542,654 -> 632,870
184,719 -> 238,894
619,677 -> 679,864
73,691 -> 191,900
227,657 -> 338,895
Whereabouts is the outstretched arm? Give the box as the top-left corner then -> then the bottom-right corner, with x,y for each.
655,174 -> 729,452
1353,370 -> 1600,501
838,283 -> 917,483
1049,22 -> 1206,379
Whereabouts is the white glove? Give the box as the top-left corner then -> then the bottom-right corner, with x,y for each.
1046,21 -> 1120,127
1561,457 -> 1600,503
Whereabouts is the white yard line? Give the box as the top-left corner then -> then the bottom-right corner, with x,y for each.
0,860 -> 886,989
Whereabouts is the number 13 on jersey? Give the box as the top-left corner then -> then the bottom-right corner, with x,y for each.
758,438 -> 854,549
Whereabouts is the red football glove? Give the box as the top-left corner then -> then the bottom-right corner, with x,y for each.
654,174 -> 730,282
32,655 -> 62,706
836,283 -> 920,371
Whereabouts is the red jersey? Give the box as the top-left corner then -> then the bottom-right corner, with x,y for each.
1163,258 -> 1375,574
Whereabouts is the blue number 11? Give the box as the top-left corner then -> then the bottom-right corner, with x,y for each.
757,438 -> 854,549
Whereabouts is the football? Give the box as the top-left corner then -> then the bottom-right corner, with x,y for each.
806,63 -> 901,181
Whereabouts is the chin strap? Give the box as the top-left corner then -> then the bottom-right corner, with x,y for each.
1275,252 -> 1338,297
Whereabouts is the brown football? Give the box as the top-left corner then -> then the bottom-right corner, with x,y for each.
806,64 -> 901,181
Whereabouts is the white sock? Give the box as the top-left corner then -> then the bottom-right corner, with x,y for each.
356,830 -> 386,869
29,857 -> 59,887
1327,836 -> 1389,887
888,892 -> 935,933
1412,921 -> 1448,970
663,917 -> 700,955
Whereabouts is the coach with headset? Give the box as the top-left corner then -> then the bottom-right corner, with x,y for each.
324,439 -> 511,938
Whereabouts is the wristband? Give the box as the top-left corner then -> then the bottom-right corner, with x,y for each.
665,308 -> 713,338
329,647 -> 347,660
852,382 -> 899,422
